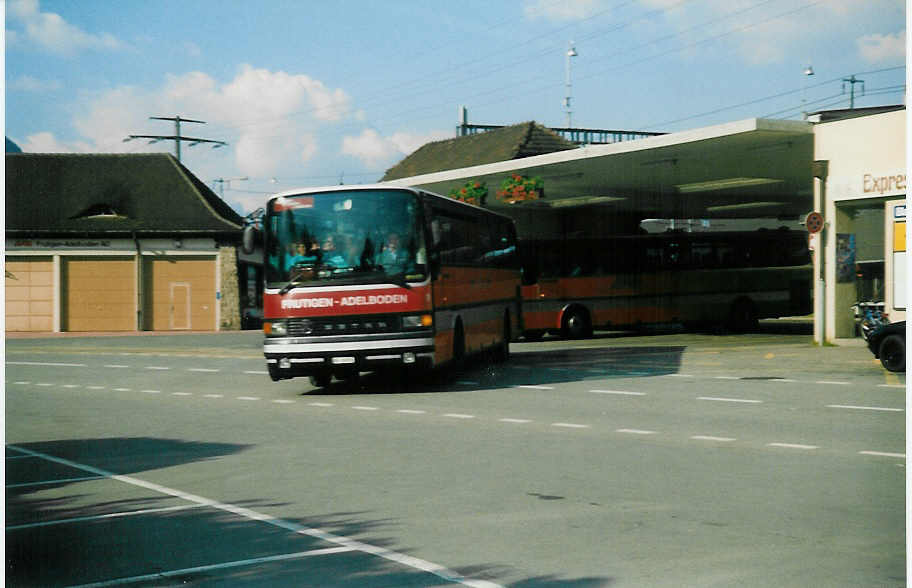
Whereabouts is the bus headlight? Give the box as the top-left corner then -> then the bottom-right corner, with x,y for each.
401,314 -> 433,329
265,320 -> 288,337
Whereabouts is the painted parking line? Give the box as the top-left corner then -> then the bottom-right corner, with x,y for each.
827,404 -> 904,412
70,547 -> 357,588
7,445 -> 501,588
7,475 -> 106,488
7,503 -> 206,531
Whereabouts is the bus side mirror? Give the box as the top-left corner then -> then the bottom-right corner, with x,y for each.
242,225 -> 256,255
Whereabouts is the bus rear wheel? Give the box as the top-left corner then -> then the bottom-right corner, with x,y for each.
493,313 -> 511,362
562,307 -> 592,339
309,371 -> 332,388
727,298 -> 758,333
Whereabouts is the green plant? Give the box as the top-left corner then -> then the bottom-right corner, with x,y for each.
497,174 -> 543,203
449,180 -> 487,206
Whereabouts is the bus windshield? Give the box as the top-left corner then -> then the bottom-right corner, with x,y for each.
264,189 -> 427,287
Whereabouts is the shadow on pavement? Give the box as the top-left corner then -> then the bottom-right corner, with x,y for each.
304,345 -> 687,396
6,437 -> 614,586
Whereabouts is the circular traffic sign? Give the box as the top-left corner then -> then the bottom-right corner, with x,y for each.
805,211 -> 824,233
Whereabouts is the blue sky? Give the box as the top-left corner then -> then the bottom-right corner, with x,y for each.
5,0 -> 906,214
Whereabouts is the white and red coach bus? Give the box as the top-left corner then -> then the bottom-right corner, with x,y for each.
248,185 -> 521,386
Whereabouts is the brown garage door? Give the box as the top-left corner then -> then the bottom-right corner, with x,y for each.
63,257 -> 136,331
144,256 -> 216,331
5,256 -> 54,332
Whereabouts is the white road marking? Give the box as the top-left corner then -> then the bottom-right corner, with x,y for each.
171,392 -> 192,396
767,443 -> 819,450
35,383 -> 54,387
188,368 -> 219,373
698,396 -> 762,404
141,390 -> 161,394
7,475 -> 106,488
352,406 -> 379,411
667,374 -> 694,378
203,394 -> 223,398
616,428 -> 657,435
777,379 -> 800,383
516,385 -> 554,390
308,402 -> 334,407
396,409 -> 426,414
62,384 -> 80,388
145,366 -> 170,370
272,399 -> 295,404
499,418 -> 531,424
827,404 -> 904,412
552,422 -> 589,429
7,361 -> 86,367
13,381 -> 30,385
878,384 -> 905,388
713,376 -> 739,380
815,380 -> 850,386
237,396 -> 260,401
691,435 -> 737,442
87,386 -> 105,390
69,547 -> 357,588
457,380 -> 480,385
104,365 -> 129,369
113,388 -> 132,392
6,503 -> 206,530
444,413 -> 475,419
590,389 -> 646,396
859,451 -> 906,458
244,370 -> 268,375
7,445 -> 500,588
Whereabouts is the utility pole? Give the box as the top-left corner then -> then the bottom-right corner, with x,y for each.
841,75 -> 864,109
124,115 -> 227,162
564,42 -> 577,128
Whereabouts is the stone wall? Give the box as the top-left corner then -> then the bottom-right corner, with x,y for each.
219,245 -> 241,330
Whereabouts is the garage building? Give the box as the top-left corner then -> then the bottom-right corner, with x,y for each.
5,153 -> 244,333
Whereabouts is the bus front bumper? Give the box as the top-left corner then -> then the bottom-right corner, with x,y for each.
263,336 -> 435,380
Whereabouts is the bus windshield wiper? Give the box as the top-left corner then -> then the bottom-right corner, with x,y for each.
278,265 -> 313,295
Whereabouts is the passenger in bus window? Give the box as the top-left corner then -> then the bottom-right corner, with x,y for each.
379,233 -> 406,269
286,241 -> 319,272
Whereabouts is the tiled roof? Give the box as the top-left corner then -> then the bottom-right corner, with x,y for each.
382,121 -> 576,181
6,153 -> 243,236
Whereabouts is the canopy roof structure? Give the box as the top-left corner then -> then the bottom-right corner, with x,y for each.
383,118 -> 814,221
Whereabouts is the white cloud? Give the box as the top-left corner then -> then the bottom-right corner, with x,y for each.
341,128 -> 450,168
8,75 -> 62,92
6,0 -> 124,56
524,0 -> 605,21
857,30 -> 905,62
20,131 -> 92,153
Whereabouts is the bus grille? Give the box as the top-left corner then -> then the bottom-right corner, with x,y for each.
287,315 -> 399,337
